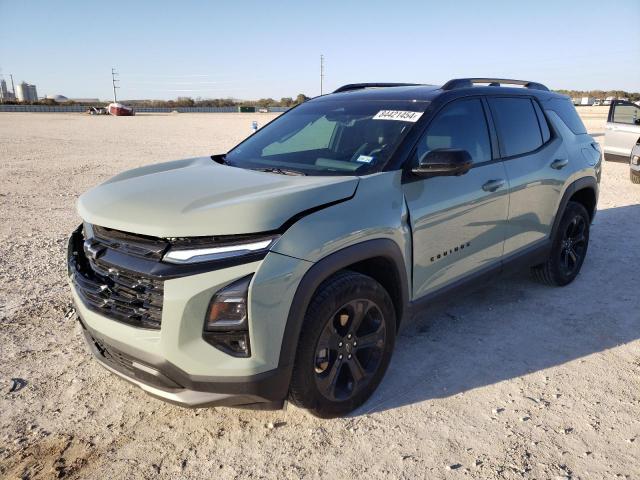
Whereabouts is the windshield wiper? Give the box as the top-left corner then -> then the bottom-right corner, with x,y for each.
254,167 -> 307,176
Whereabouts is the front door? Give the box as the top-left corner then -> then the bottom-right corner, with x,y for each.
403,97 -> 509,299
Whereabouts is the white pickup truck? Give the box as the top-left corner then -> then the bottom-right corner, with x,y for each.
604,100 -> 640,183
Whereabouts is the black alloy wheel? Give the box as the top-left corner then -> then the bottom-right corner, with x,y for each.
289,271 -> 396,418
313,299 -> 386,402
531,201 -> 590,286
559,213 -> 588,277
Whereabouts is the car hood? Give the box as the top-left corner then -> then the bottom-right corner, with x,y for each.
77,156 -> 358,237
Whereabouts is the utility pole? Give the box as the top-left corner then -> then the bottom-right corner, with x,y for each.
320,55 -> 324,95
111,67 -> 119,103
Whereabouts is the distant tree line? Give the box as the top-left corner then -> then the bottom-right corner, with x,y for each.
0,93 -> 311,107
554,89 -> 640,101
127,93 -> 310,108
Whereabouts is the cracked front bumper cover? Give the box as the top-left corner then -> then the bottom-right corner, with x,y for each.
78,316 -> 288,409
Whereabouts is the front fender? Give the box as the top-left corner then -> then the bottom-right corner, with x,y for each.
270,170 -> 412,375
272,171 -> 411,268
275,238 -> 410,381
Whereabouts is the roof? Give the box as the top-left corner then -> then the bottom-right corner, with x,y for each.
313,79 -> 564,104
315,84 -> 441,102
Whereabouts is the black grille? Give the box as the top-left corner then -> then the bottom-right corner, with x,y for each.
69,226 -> 164,329
92,224 -> 169,260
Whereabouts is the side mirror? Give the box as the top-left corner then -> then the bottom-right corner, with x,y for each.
412,148 -> 473,177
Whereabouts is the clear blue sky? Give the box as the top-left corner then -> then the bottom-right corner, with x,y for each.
1,0 -> 639,100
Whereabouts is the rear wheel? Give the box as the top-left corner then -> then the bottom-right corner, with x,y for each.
289,271 -> 396,418
532,201 -> 590,286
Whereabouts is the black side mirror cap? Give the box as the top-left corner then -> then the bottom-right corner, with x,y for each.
412,148 -> 473,177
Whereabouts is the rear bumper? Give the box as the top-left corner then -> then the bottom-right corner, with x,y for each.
78,314 -> 289,408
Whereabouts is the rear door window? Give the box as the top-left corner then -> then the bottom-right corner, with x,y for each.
489,97 -> 543,157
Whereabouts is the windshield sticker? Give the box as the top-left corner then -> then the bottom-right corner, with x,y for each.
372,110 -> 423,122
356,155 -> 374,163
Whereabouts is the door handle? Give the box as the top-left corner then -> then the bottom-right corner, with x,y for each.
550,158 -> 569,170
482,179 -> 505,192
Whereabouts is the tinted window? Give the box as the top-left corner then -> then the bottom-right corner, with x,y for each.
533,100 -> 551,143
612,103 -> 640,125
416,98 -> 491,164
546,98 -> 587,134
489,97 -> 543,157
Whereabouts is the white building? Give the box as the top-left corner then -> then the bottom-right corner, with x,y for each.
15,82 -> 38,102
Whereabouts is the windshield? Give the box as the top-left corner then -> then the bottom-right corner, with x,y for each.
225,99 -> 428,176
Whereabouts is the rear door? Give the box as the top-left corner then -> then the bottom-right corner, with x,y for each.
403,97 -> 509,299
605,100 -> 640,161
487,96 -> 565,256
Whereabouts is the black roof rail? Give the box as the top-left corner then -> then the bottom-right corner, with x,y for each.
333,83 -> 422,93
441,78 -> 549,92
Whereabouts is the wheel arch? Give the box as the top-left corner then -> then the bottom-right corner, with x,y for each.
551,177 -> 598,241
277,238 -> 409,374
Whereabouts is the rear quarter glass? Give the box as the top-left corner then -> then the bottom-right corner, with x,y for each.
544,98 -> 587,135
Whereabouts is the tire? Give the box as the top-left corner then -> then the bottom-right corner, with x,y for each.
631,171 -> 640,184
289,270 -> 396,418
531,201 -> 590,286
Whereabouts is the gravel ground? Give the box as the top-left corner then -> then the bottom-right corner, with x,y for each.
0,110 -> 638,480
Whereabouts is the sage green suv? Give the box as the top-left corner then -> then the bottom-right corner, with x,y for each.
68,78 -> 601,418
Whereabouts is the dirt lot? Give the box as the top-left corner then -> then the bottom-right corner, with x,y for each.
0,108 -> 638,480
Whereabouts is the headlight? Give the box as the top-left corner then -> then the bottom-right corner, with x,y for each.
203,275 -> 252,357
163,235 -> 278,264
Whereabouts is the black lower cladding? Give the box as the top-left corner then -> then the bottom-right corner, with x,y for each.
82,327 -> 182,390
68,226 -> 165,329
78,316 -> 290,405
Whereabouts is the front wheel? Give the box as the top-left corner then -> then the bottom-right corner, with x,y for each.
289,271 -> 396,418
532,201 -> 590,286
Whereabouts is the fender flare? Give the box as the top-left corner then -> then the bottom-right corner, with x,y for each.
550,176 -> 598,240
277,238 -> 409,374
